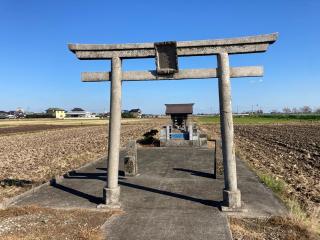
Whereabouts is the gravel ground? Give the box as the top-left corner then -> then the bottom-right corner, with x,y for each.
0,205 -> 119,240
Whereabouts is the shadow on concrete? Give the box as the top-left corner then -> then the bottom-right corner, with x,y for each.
96,168 -> 126,177
65,171 -> 105,180
173,168 -> 215,179
118,181 -> 221,208
64,169 -> 126,180
50,180 -> 103,204
58,170 -> 221,208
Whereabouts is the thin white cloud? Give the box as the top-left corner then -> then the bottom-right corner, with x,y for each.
250,79 -> 264,84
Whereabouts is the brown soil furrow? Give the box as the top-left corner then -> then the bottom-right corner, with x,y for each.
199,124 -> 320,216
0,120 -> 166,201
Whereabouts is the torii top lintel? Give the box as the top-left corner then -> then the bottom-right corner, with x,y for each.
68,33 -> 278,59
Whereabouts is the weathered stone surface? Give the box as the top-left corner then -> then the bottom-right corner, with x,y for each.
81,66 -> 263,82
124,141 -> 138,176
218,52 -> 241,209
199,137 -> 208,147
105,57 -> 122,205
103,186 -> 121,207
69,33 -> 278,59
222,189 -> 241,209
69,33 -> 277,51
161,139 -> 207,147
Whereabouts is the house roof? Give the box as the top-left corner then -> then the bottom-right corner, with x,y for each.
165,103 -> 194,115
71,107 -> 85,112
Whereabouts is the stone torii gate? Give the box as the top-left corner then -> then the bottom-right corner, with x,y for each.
68,33 -> 278,210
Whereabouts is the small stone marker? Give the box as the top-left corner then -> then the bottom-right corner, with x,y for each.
198,133 -> 208,147
124,140 -> 138,176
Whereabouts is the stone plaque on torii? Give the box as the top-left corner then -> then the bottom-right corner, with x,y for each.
68,33 -> 278,210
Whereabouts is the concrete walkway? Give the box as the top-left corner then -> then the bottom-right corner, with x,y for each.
104,148 -> 231,240
13,147 -> 286,240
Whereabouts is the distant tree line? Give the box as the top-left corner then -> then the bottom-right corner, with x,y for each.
237,105 -> 320,115
25,113 -> 53,118
281,106 -> 320,114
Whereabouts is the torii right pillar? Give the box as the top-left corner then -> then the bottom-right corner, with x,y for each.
217,52 -> 241,209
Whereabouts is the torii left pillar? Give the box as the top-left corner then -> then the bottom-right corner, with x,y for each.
218,53 -> 241,209
103,56 -> 122,206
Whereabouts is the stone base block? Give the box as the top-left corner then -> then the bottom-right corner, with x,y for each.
221,202 -> 247,213
222,189 -> 241,209
97,203 -> 121,209
161,139 -> 207,148
103,186 -> 120,206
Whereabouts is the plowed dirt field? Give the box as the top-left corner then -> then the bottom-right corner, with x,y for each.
0,120 -> 166,201
200,123 -> 320,216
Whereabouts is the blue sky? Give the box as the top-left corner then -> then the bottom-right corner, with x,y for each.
0,0 -> 319,114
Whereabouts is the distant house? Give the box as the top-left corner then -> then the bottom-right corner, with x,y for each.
66,108 -> 96,118
1,109 -> 24,119
129,109 -> 142,118
0,111 -> 8,119
46,108 -> 65,119
7,111 -> 16,119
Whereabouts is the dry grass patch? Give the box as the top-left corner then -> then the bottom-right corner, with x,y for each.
0,205 -> 119,240
229,216 -> 319,240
